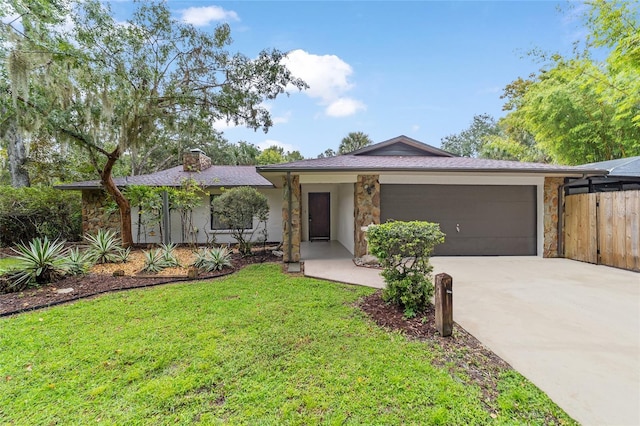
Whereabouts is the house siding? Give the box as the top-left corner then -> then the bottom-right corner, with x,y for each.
337,183 -> 355,255
130,188 -> 283,245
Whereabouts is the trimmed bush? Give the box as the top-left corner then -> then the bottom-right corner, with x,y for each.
0,186 -> 82,246
367,221 -> 445,317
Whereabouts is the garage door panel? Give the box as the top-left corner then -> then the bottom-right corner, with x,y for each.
380,184 -> 536,256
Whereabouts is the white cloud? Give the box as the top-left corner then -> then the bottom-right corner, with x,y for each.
179,6 -> 239,26
412,124 -> 420,132
212,118 -> 236,131
273,111 -> 291,125
257,139 -> 298,153
325,98 -> 366,117
282,49 -> 366,117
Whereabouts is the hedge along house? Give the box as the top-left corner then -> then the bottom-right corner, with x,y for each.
57,149 -> 283,245
256,136 -> 607,263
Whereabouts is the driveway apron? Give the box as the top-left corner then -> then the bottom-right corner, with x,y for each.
429,257 -> 640,426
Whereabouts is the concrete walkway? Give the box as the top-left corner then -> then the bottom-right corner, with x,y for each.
302,243 -> 640,426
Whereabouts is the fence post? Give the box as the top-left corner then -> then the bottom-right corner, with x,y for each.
435,273 -> 453,337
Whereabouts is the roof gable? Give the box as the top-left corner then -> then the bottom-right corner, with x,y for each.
349,135 -> 456,157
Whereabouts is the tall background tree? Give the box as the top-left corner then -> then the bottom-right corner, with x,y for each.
440,114 -> 501,158
338,131 -> 373,154
499,0 -> 640,164
1,0 -> 306,246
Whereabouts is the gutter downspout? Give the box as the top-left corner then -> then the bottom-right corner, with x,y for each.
286,172 -> 293,263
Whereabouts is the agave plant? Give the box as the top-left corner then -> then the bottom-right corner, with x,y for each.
192,246 -> 233,272
10,237 -> 68,289
159,243 -> 180,268
64,247 -> 93,276
141,249 -> 169,274
115,247 -> 131,263
85,229 -> 123,264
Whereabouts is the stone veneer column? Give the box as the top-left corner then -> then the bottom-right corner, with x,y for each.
543,177 -> 565,258
282,175 -> 301,262
354,175 -> 380,258
81,189 -> 122,237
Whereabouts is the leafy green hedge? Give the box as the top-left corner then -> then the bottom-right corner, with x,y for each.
0,186 -> 82,246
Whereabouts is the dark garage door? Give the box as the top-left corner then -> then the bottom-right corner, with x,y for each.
380,184 -> 537,256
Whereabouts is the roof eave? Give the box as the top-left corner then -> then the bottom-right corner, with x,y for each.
257,166 -> 608,176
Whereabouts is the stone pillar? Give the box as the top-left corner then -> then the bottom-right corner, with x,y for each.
81,189 -> 121,237
543,177 -> 564,258
354,175 -> 380,258
282,175 -> 301,262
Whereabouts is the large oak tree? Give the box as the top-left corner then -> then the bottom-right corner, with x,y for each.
1,0 -> 306,246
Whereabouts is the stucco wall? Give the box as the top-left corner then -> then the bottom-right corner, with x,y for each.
130,188 -> 282,245
337,183 -> 355,255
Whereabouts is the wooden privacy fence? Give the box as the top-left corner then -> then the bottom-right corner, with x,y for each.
564,190 -> 640,271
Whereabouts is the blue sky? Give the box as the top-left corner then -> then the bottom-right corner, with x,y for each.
109,1 -> 587,158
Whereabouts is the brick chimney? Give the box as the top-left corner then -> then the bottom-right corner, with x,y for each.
183,149 -> 212,172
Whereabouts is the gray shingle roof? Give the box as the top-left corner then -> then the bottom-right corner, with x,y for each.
257,155 -> 607,175
57,165 -> 274,190
577,156 -> 640,177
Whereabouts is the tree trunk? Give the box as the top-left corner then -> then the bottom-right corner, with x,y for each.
6,120 -> 30,187
100,148 -> 133,247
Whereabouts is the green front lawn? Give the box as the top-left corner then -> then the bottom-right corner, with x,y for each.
0,264 -> 574,425
0,257 -> 20,274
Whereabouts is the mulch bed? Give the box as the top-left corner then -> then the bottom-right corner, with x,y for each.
0,251 -> 279,317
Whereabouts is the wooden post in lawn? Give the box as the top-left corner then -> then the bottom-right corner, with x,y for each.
435,273 -> 453,337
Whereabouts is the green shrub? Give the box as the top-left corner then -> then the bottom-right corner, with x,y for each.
86,229 -> 125,264
367,221 -> 445,317
0,186 -> 82,246
211,187 -> 269,256
192,246 -> 233,272
7,237 -> 68,291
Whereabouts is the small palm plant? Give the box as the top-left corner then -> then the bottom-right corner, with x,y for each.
10,237 -> 68,290
86,229 -> 124,264
192,246 -> 233,272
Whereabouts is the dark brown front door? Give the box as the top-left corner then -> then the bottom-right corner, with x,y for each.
309,192 -> 330,241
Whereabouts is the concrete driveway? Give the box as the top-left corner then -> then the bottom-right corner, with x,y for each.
431,257 -> 639,426
303,249 -> 640,425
